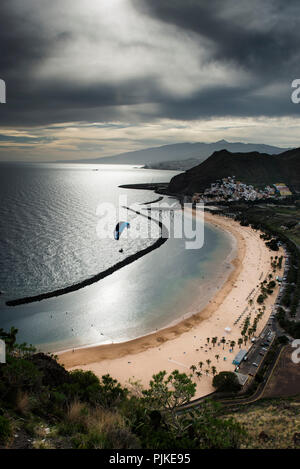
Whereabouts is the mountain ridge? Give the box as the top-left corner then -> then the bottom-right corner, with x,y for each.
167,147 -> 300,194
57,140 -> 289,165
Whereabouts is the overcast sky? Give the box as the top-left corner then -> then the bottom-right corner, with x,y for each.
0,0 -> 300,161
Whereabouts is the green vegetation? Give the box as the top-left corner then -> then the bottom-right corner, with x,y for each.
212,372 -> 242,393
0,415 -> 13,445
221,201 -> 300,336
224,398 -> 300,449
276,308 -> 300,338
1,328 -> 299,449
277,335 -> 289,345
0,327 -> 246,449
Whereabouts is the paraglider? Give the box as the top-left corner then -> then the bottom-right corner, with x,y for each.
114,221 -> 130,240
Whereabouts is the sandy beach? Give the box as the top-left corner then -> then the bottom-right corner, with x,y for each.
58,212 -> 284,398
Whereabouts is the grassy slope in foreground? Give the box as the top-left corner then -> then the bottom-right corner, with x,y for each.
0,338 -> 299,450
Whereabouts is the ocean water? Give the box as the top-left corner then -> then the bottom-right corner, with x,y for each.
0,163 -> 234,351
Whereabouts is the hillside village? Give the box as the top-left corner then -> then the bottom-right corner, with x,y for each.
192,176 -> 292,204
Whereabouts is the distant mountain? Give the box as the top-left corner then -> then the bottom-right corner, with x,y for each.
168,148 -> 300,195
143,158 -> 201,171
66,140 -> 288,166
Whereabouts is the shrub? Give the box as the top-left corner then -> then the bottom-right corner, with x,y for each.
72,429 -> 106,449
15,391 -> 30,415
58,401 -> 89,436
59,371 -> 128,408
277,335 -> 289,345
212,372 -> 242,393
60,370 -> 101,405
70,405 -> 139,449
0,358 -> 42,401
98,374 -> 128,408
0,415 -> 12,445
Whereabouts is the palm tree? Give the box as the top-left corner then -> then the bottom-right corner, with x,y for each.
190,364 -> 196,375
196,371 -> 202,380
211,366 -> 217,377
243,335 -> 248,345
212,337 -> 217,347
206,338 -> 210,344
238,338 -> 243,348
230,340 -> 236,350
206,359 -> 211,367
215,354 -> 220,361
205,369 -> 209,376
221,337 -> 226,350
198,361 -> 203,369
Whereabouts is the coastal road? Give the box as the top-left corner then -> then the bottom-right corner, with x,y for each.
177,344 -> 285,412
218,344 -> 285,407
237,327 -> 275,377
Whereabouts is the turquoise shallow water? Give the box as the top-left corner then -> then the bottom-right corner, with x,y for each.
0,163 -> 234,351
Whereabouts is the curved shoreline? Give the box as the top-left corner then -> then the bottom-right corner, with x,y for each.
58,212 -> 285,400
58,212 -> 245,367
6,207 -> 168,307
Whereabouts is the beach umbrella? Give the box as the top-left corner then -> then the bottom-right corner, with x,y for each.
224,327 -> 231,333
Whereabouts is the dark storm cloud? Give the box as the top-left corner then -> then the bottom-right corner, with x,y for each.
0,3 -> 46,75
134,0 -> 300,77
0,0 -> 163,126
0,77 -> 164,126
0,0 -> 300,128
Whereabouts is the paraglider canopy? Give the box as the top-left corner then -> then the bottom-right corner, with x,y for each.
114,221 -> 130,240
